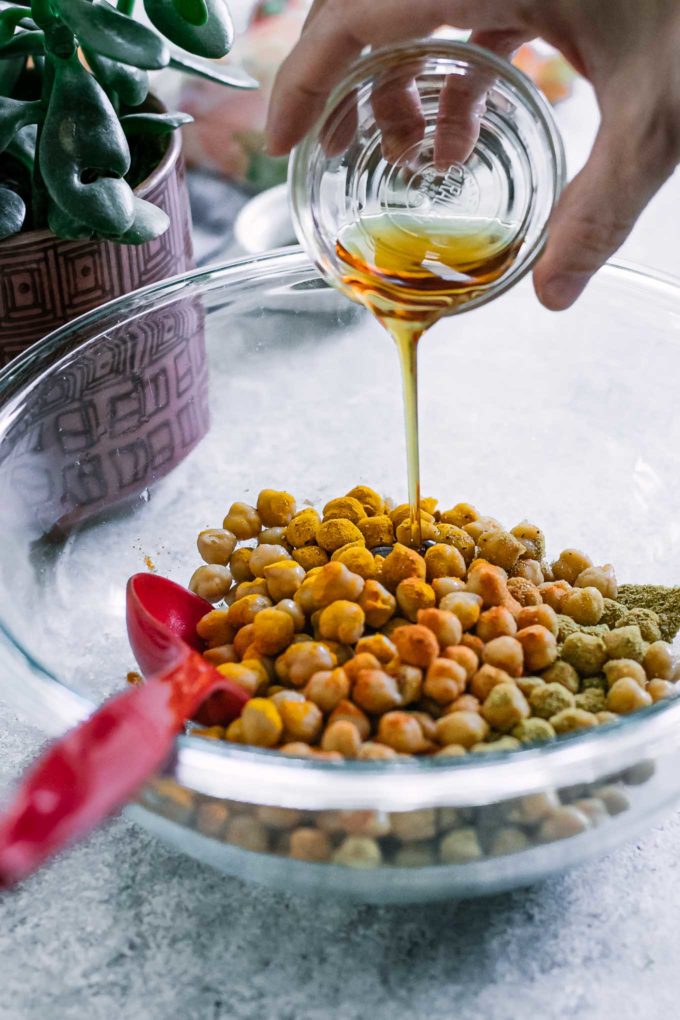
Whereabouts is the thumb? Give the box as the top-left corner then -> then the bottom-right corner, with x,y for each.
533,120 -> 674,311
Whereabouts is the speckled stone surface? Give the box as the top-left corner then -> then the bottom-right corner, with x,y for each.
3,84 -> 680,1020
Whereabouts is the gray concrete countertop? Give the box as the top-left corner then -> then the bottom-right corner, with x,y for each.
2,84 -> 680,1020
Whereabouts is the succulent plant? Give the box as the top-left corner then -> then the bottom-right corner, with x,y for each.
0,0 -> 254,243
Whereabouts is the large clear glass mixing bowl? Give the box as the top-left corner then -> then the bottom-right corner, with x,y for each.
1,249 -> 680,903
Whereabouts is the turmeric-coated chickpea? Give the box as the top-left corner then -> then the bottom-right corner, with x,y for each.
391,624 -> 439,668
342,652 -> 381,683
328,699 -> 371,740
240,698 -> 283,747
607,677 -> 653,714
316,518 -> 364,552
196,609 -> 235,647
291,546 -> 329,570
332,544 -> 377,580
481,683 -> 530,732
438,591 -> 482,630
197,528 -> 237,566
470,664 -> 514,701
285,507 -> 321,548
358,514 -> 394,548
644,640 -> 674,680
318,599 -> 366,645
482,636 -> 524,678
353,669 -> 402,714
435,710 -> 489,748
396,577 -> 436,622
310,561 -> 365,608
423,658 -> 467,705
516,625 -> 558,672
477,530 -> 525,571
476,606 -> 517,642
561,586 -> 604,626
251,608 -> 295,656
355,633 -> 398,666
390,503 -> 434,528
203,644 -> 238,667
229,547 -> 254,583
346,485 -> 385,517
439,502 -> 479,528
279,698 -> 323,743
416,608 -> 463,649
227,593 -> 272,630
322,495 -> 366,524
223,501 -> 261,540
216,661 -> 265,696
188,565 -> 232,603
380,543 -> 427,592
517,604 -> 558,636
263,560 -> 305,601
376,711 -> 426,753
355,579 -> 396,629
275,641 -> 336,687
304,667 -> 351,712
574,563 -> 618,599
435,523 -> 476,564
442,644 -> 478,680
232,623 -> 255,658
235,579 -> 269,600
424,543 -> 466,581
256,489 -> 296,527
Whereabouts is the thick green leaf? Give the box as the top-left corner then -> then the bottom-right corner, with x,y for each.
0,185 -> 25,238
7,124 -> 35,168
109,195 -> 169,243
171,0 -> 208,26
0,96 -> 40,152
40,55 -> 134,234
0,6 -> 29,45
0,53 -> 22,94
58,0 -> 169,69
0,28 -> 44,56
83,46 -> 149,106
144,0 -> 232,58
120,110 -> 192,135
48,201 -> 95,239
168,51 -> 257,89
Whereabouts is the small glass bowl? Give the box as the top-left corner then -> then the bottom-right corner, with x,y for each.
289,38 -> 566,314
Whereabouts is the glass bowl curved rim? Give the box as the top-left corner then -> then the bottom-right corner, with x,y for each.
1,249 -> 680,811
288,37 -> 568,315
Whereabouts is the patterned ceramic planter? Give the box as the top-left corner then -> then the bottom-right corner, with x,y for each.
0,116 -> 194,365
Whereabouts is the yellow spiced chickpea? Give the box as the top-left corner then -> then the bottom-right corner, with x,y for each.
263,560 -> 305,601
304,668 -> 351,712
376,711 -> 426,753
292,546 -> 329,570
346,485 -> 385,517
423,659 -> 467,705
285,507 -> 321,547
396,577 -> 436,622
240,699 -> 283,747
357,579 -> 397,628
435,711 -> 489,748
482,636 -> 524,678
391,624 -> 439,668
318,600 -> 366,644
251,608 -> 295,656
256,489 -> 297,527
416,608 -> 463,649
279,699 -> 324,743
223,502 -> 261,540
322,495 -> 367,524
476,607 -> 517,642
229,547 -> 254,583
353,670 -> 403,714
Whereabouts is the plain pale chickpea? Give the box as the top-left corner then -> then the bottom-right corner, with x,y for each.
235,579 -> 269,600
318,600 -> 366,644
353,669 -> 403,714
477,530 -> 525,571
506,577 -> 542,607
396,577 -> 436,622
321,720 -> 363,757
240,698 -> 283,747
310,562 -> 365,608
574,563 -> 618,599
607,677 -> 653,714
251,608 -> 295,656
481,683 -> 530,732
275,641 -> 336,687
538,806 -> 590,843
304,667 -> 351,712
391,624 -> 440,668
431,578 -> 466,602
424,543 -> 466,581
482,636 -> 524,678
355,633 -> 399,667
516,625 -> 558,672
285,508 -> 321,548
263,560 -> 305,601
644,640 -> 674,680
274,598 -> 305,632
438,591 -> 482,630
279,741 -> 313,757
423,658 -> 467,705
289,827 -> 333,862
258,526 -> 288,546
416,608 -> 463,649
229,547 -> 254,583
439,502 -> 479,527
197,528 -> 237,566
446,693 -> 480,714
357,579 -> 397,629
647,679 -> 676,702
332,836 -> 382,868
279,698 -> 323,743
394,664 -> 423,705
517,604 -> 558,636
439,828 -> 483,864
442,644 -> 478,680
356,741 -> 399,760
390,809 -> 437,842
269,689 -> 306,709
470,664 -> 514,701
509,521 -> 546,561
435,710 -> 489,748
377,711 -> 426,753
511,558 -> 545,585
328,699 -> 371,740
225,816 -> 270,853
203,644 -> 238,667
346,485 -> 385,517
223,502 -> 261,540
603,658 -> 647,688
249,543 -> 291,578
256,489 -> 296,527
188,565 -> 232,603
561,586 -> 604,626
476,606 -> 517,642
551,548 -> 593,585
464,516 -> 503,541
538,580 -> 572,612
196,609 -> 235,647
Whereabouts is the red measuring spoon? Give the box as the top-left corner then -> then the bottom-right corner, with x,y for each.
0,573 -> 249,887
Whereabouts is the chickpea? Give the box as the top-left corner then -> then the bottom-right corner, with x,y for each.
377,544 -> 426,593
542,660 -> 580,694
551,549 -> 593,585
249,543 -> 291,579
318,600 -> 365,645
561,586 -> 604,626
530,682 -> 575,719
278,698 -> 323,743
477,530 -> 525,571
203,644 -> 238,667
197,528 -> 237,566
227,593 -> 272,630
603,659 -> 647,688
393,667 -> 422,706
310,561 -> 365,608
332,544 -> 376,581
332,836 -> 382,868
516,625 -> 558,672
415,608 -> 463,651
572,798 -> 609,827
423,544 -> 466,582
279,742 -> 313,757
482,636 -> 524,678
647,679 -> 676,702
505,577 -> 541,610
512,717 -> 556,744
196,609 -> 235,647
304,667 -> 351,712
262,560 -> 305,602
289,827 -> 333,862
258,526 -> 288,546
292,546 -> 329,570
439,828 -> 483,864
470,664 -> 513,701
322,495 -> 366,525
353,669 -> 403,714
377,711 -> 427,753
574,563 -> 618,599
226,816 -> 270,853
431,579 -> 466,603
274,598 -> 305,632
215,661 -> 263,696
423,658 -> 467,705
442,644 -> 478,680
251,608 -> 295,656
390,503 -> 434,528
343,652 -> 382,683
396,577 -> 436,622
464,516 -> 504,542
550,708 -> 598,733
275,641 -> 336,687
390,809 -> 437,842
354,634 -> 398,668
538,580 -> 572,612
481,683 -> 530,732
254,489 -> 295,528
357,515 -> 394,550
316,518 -> 365,552
439,502 -> 479,527
235,579 -> 269,600
433,596 -> 479,641
357,741 -> 399,761
466,562 -> 520,614
538,806 -> 590,843
435,710 -> 489,748
270,689 -> 305,709
188,565 -> 232,603
446,693 -> 480,714
232,623 -> 254,658
460,633 -> 485,658
510,521 -> 546,561
223,502 -> 261,541
515,675 -> 546,699
604,625 -> 646,663
240,698 -> 283,747
346,485 -> 385,517
476,607 -> 517,642
511,558 -> 545,585
607,678 -> 653,714
195,801 -> 230,837
255,805 -> 304,830
391,624 -> 439,668
230,547 -> 254,583
328,699 -> 371,740
616,608 -> 661,643
285,508 -> 321,548
644,640 -> 674,680
517,604 -> 558,637
574,688 -> 607,713
350,581 -> 394,632
320,720 -> 363,757
561,632 -> 608,676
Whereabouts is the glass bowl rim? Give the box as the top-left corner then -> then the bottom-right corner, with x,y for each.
288,37 -> 568,317
1,249 -> 680,810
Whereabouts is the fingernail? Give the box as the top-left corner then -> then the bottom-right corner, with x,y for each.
539,272 -> 590,311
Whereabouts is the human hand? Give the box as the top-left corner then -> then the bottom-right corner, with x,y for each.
266,0 -> 680,310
